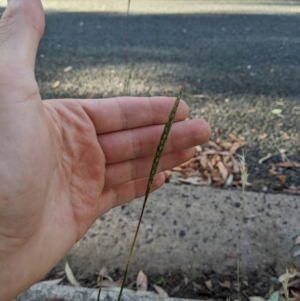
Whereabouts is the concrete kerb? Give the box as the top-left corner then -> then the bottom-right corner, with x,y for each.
17,283 -> 199,301
18,184 -> 300,300
60,184 -> 300,278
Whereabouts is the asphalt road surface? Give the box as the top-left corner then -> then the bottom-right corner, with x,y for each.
1,0 -> 299,192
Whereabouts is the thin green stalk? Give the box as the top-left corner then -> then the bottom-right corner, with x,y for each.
125,0 -> 131,63
237,153 -> 248,300
123,63 -> 134,95
117,75 -> 188,301
96,274 -> 103,301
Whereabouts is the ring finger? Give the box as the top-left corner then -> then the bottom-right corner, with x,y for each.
104,147 -> 195,189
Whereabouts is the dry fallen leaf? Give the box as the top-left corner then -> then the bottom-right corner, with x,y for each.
179,177 -> 201,185
278,268 -> 297,283
285,186 -> 300,194
165,135 -> 244,189
65,261 -> 80,287
136,270 -> 148,292
272,108 -> 282,115
248,108 -> 256,113
211,154 -> 221,166
195,145 -> 202,152
64,66 -> 73,72
183,275 -> 189,285
164,170 -> 172,182
152,284 -> 168,297
208,140 -> 222,151
219,141 -> 233,149
101,279 -> 121,288
275,162 -> 300,168
217,161 -> 228,180
199,155 -> 208,169
192,94 -> 211,99
229,141 -> 243,154
287,276 -> 300,289
170,284 -> 181,295
289,263 -> 298,275
269,163 -> 277,175
39,278 -> 64,285
96,266 -> 113,282
249,297 -> 266,301
295,236 -> 300,245
51,80 -> 60,89
278,148 -> 287,161
292,245 -> 300,257
192,281 -> 203,291
205,279 -> 213,290
292,106 -> 300,115
219,280 -> 231,289
276,175 -> 287,184
259,133 -> 268,140
280,131 -> 290,140
258,153 -> 272,164
229,133 -> 244,144
98,266 -> 107,277
291,289 -> 300,301
225,174 -> 234,186
271,108 -> 284,118
231,157 -> 240,173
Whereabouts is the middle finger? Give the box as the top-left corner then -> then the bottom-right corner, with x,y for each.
104,148 -> 195,189
98,119 -> 210,164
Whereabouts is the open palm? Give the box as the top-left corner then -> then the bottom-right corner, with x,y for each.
0,1 -> 211,300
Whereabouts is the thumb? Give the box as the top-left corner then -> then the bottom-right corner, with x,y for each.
0,0 -> 45,71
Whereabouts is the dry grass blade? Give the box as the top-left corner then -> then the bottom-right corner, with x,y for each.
116,76 -> 188,301
236,152 -> 248,301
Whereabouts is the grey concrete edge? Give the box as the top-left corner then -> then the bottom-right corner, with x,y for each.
17,283 -> 201,301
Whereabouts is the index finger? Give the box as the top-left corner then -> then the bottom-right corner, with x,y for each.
76,96 -> 189,134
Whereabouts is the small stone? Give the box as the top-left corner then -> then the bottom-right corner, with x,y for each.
179,230 -> 186,237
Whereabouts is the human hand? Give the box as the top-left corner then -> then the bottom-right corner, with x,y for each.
0,0 -> 211,300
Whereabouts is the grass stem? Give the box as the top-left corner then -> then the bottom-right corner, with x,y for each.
237,152 -> 248,301
125,0 -> 131,63
116,75 -> 188,301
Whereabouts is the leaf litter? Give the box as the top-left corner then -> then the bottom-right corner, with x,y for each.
65,261 -> 80,287
165,135 -> 246,188
44,265 -> 292,300
136,270 -> 148,292
164,135 -> 299,193
152,284 -> 169,297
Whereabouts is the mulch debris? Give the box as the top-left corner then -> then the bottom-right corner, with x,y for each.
43,265 -> 285,301
165,134 -> 300,194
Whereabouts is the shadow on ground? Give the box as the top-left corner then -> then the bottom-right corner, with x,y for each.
36,12 -> 300,98
0,8 -> 299,191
